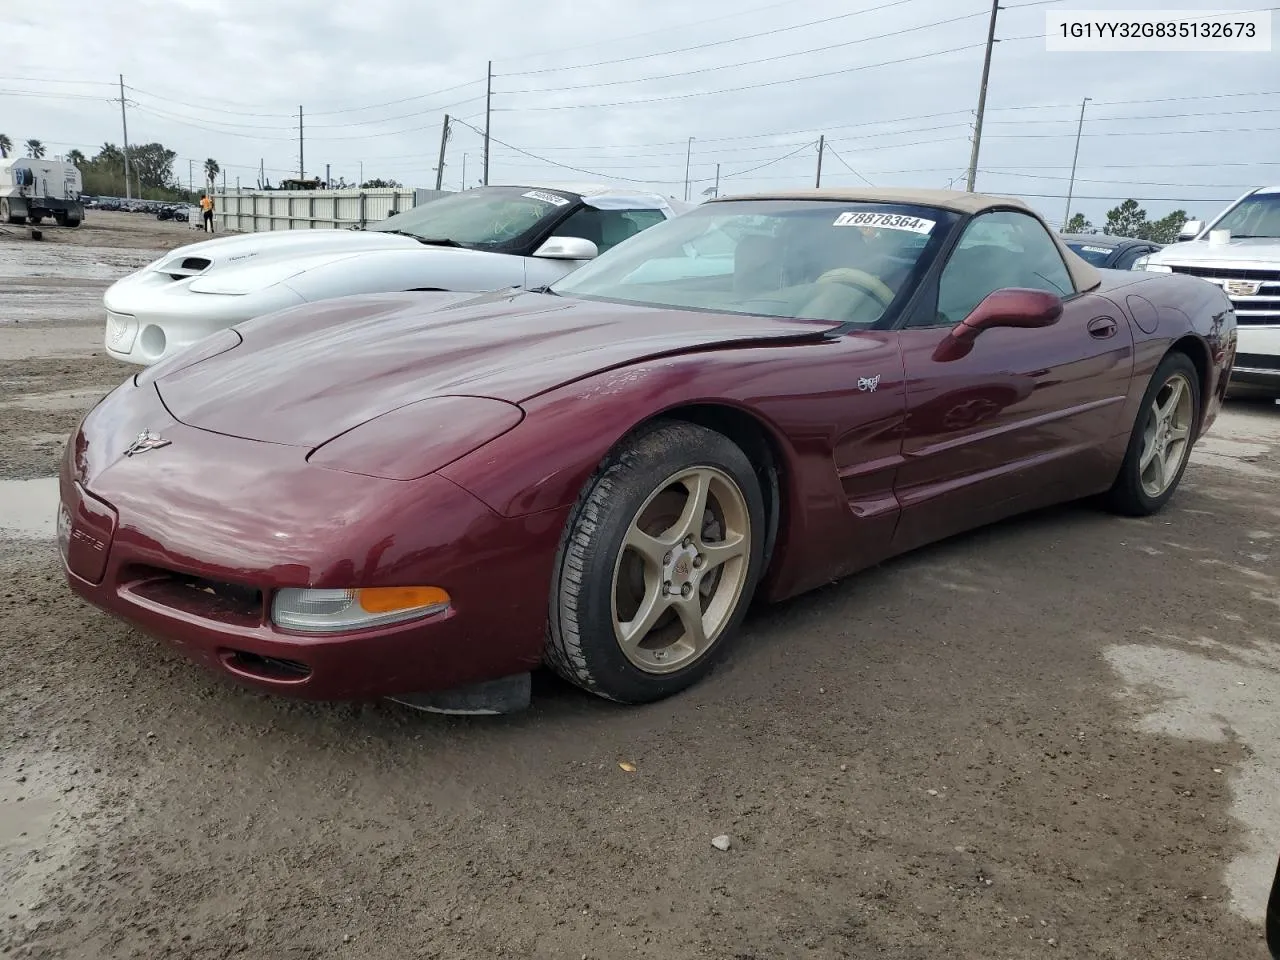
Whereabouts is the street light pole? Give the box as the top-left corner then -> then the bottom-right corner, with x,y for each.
1063,96 -> 1092,230
964,0 -> 1000,192
683,137 -> 694,202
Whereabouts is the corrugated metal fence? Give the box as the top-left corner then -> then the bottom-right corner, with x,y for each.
212,187 -> 451,233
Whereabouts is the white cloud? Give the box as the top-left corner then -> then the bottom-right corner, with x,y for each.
3,0 -> 1275,227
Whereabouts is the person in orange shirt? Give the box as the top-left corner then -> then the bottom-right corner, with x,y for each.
199,194 -> 214,232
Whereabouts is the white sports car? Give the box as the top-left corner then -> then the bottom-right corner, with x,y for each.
103,182 -> 688,365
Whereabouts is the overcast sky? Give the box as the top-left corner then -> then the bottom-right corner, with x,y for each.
4,0 -> 1277,227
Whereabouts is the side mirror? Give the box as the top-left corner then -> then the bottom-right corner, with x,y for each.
533,236 -> 599,260
1178,220 -> 1204,241
933,288 -> 1063,362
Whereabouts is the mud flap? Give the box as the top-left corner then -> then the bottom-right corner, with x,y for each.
386,672 -> 532,715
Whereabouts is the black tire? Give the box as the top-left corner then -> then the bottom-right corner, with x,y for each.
545,420 -> 766,703
1103,350 -> 1201,517
28,215 -> 43,226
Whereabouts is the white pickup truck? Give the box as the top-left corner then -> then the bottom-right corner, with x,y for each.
1137,185 -> 1280,396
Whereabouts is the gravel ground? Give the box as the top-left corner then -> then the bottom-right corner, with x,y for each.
2,213 -> 1279,960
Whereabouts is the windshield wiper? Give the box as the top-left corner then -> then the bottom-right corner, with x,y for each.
528,285 -> 560,296
375,230 -> 463,246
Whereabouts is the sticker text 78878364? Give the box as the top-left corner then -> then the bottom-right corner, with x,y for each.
833,211 -> 936,234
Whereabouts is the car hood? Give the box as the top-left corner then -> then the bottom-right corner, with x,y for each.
154,290 -> 832,447
1149,236 -> 1280,266
137,228 -> 425,294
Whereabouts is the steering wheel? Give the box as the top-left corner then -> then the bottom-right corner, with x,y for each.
814,267 -> 896,309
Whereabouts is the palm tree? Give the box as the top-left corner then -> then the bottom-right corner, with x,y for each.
66,149 -> 86,167
25,139 -> 45,159
204,158 -> 220,188
0,134 -> 11,158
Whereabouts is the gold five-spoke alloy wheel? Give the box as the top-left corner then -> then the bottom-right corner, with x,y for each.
1139,371 -> 1194,499
611,466 -> 752,675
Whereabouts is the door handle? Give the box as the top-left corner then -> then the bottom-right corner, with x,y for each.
1088,317 -> 1117,339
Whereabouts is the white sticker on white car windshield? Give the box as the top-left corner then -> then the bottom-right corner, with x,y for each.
523,190 -> 570,206
832,211 -> 936,234
1081,245 -> 1111,254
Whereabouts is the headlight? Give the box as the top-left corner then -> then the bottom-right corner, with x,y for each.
272,586 -> 451,634
307,395 -> 523,480
133,327 -> 242,387
1139,259 -> 1172,273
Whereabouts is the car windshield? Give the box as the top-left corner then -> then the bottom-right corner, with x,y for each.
1064,241 -> 1116,266
1212,191 -> 1280,238
550,199 -> 957,326
367,186 -> 577,246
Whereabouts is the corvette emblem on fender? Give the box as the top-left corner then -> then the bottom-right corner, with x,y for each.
123,429 -> 171,457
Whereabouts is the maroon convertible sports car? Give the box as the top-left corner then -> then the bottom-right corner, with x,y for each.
59,189 -> 1237,714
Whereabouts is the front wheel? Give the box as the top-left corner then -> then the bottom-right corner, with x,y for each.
1103,351 -> 1201,516
545,421 -> 766,703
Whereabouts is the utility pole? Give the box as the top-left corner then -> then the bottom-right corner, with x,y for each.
683,137 -> 694,202
1063,96 -> 1091,229
188,159 -> 193,194
222,169 -> 226,193
964,0 -> 1000,192
714,163 -> 720,198
359,161 -> 363,187
483,61 -> 492,186
435,114 -> 451,191
298,105 -> 304,180
815,135 -> 825,187
259,158 -> 264,189
118,74 -> 132,200
325,163 -> 330,189
461,153 -> 468,190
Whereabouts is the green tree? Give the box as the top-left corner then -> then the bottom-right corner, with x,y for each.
1065,212 -> 1093,233
0,134 -> 11,158
1145,209 -> 1190,244
1104,199 -> 1149,239
204,157 -> 220,187
25,138 -> 45,159
361,178 -> 403,188
66,148 -> 87,167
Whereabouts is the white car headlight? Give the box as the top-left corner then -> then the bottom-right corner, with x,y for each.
272,586 -> 451,634
1137,257 -> 1172,273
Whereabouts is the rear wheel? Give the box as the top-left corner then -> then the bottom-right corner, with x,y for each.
1,200 -> 24,224
545,421 -> 766,703
1104,351 -> 1201,516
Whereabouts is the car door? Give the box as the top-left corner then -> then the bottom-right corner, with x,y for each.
890,209 -> 1135,553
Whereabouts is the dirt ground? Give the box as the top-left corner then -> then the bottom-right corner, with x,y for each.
2,212 -> 1279,960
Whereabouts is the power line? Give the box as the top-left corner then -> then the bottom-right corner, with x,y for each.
491,0 -> 802,64
721,142 -> 821,180
500,0 -> 931,78
824,145 -> 876,186
498,6 -> 992,95
496,39 -> 994,111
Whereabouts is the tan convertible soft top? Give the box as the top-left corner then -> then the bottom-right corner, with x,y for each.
713,187 -> 1101,293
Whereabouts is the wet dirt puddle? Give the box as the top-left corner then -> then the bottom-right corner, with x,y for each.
0,478 -> 59,540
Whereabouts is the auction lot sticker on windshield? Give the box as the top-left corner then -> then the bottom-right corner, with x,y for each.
833,211 -> 935,234
523,190 -> 570,206
1082,246 -> 1112,254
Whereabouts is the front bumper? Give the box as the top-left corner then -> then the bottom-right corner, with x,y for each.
58,383 -> 566,701
1229,326 -> 1280,393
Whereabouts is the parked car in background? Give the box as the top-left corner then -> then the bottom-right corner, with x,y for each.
101,183 -> 689,366
1137,186 -> 1280,396
1061,233 -> 1161,270
61,188 -> 1234,715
